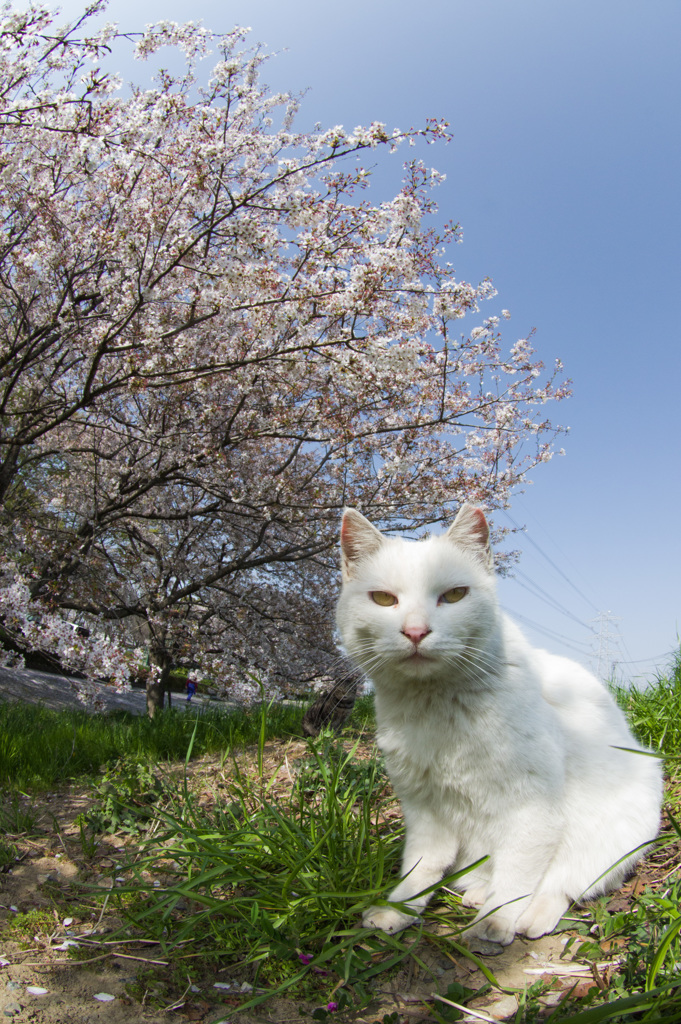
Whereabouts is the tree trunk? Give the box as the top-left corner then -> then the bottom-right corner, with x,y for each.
302,674 -> 361,737
146,658 -> 170,719
0,444 -> 20,505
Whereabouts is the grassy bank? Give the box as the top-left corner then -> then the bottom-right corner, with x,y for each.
612,648 -> 681,754
1,662 -> 680,1021
111,657 -> 681,1021
0,699 -> 304,790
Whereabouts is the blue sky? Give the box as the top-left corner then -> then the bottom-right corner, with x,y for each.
50,0 -> 681,683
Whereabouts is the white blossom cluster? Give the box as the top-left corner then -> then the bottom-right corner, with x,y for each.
0,561 -> 133,692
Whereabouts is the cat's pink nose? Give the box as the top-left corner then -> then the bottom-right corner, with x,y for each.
402,625 -> 431,645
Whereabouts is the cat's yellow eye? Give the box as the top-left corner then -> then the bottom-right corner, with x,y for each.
439,586 -> 468,604
371,591 -> 398,607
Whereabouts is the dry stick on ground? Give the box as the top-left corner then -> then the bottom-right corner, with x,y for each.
162,975 -> 194,1012
432,995 -> 499,1023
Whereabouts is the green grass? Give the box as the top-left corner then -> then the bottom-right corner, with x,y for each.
0,699 -> 303,791
346,692 -> 377,732
104,651 -> 681,1020
611,648 -> 681,755
5,655 -> 681,1020
115,730 -> 478,1014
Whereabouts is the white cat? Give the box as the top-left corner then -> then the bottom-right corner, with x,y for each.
336,504 -> 663,946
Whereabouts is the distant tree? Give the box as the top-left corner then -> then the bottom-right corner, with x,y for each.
0,3 -> 568,713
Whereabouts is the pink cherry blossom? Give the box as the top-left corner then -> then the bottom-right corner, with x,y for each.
0,6 -> 568,707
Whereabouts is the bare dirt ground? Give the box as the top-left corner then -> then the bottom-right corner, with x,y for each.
0,749 -> 313,1024
0,678 -> 677,1024
0,789 -> 188,1024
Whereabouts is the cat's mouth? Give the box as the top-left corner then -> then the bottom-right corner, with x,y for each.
405,649 -> 433,662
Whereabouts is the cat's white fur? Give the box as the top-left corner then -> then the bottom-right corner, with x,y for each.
336,504 -> 663,945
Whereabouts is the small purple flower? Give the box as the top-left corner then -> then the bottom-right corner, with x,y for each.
297,952 -> 330,976
326,1002 -> 339,1013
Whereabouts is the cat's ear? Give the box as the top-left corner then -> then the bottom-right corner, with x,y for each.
445,504 -> 494,570
340,508 -> 384,581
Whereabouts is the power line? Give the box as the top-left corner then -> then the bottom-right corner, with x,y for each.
610,650 -> 677,666
500,509 -> 600,613
505,496 -> 603,603
503,608 -> 593,656
500,508 -> 670,676
513,568 -> 595,632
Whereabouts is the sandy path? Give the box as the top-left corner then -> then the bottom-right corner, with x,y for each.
0,666 -> 214,715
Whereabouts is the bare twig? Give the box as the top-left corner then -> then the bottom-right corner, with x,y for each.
162,974 -> 193,1012
432,993 -> 499,1023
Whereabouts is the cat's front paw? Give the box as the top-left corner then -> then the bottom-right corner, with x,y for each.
465,913 -> 516,947
362,905 -> 417,934
516,893 -> 568,939
460,885 -> 487,908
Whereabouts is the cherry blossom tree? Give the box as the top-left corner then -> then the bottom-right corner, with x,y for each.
0,3 -> 569,713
